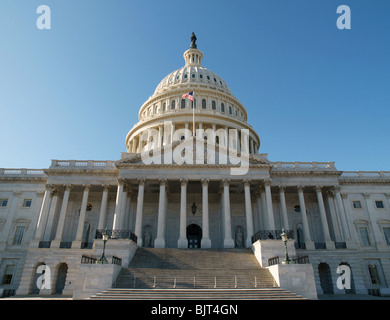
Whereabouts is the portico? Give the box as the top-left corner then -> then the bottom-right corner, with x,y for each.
27,155 -> 351,254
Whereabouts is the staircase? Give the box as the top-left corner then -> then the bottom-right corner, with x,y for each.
89,248 -> 307,300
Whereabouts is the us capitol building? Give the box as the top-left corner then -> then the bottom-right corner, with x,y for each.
0,35 -> 389,299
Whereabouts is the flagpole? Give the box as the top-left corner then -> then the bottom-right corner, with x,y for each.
192,90 -> 195,137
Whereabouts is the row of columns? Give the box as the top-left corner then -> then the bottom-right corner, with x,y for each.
128,122 -> 258,154
33,179 -> 353,250
33,184 -> 116,249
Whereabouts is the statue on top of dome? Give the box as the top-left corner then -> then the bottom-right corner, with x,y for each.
190,32 -> 197,49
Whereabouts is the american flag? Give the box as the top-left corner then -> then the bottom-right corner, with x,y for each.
182,91 -> 194,101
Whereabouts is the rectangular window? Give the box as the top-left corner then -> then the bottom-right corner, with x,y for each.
359,227 -> 370,246
1,265 -> 15,285
12,226 -> 25,245
0,199 -> 8,207
368,264 -> 381,285
352,200 -> 362,209
383,227 -> 390,245
375,200 -> 384,209
23,199 -> 32,207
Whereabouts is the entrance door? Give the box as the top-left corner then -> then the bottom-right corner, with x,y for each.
187,224 -> 202,249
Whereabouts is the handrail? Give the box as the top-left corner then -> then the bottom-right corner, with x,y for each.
268,255 -> 310,266
81,255 -> 122,266
120,274 -> 276,289
252,229 -> 294,243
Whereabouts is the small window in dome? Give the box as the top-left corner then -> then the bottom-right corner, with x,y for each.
221,103 -> 225,113
200,74 -> 203,79
171,100 -> 176,109
220,81 -> 222,85
181,99 -> 186,109
207,76 -> 210,80
202,99 -> 206,109
214,78 -> 217,82
184,74 -> 188,79
229,106 -> 232,114
177,75 -> 180,79
212,101 -> 216,110
192,74 -> 195,78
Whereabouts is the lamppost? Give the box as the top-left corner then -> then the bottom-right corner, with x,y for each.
96,229 -> 109,264
281,228 -> 290,265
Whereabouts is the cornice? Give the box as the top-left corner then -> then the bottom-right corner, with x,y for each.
116,163 -> 273,170
271,171 -> 341,177
45,169 -> 119,176
339,178 -> 390,185
0,177 -> 47,183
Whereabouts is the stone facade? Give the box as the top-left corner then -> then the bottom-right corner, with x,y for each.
0,38 -> 389,299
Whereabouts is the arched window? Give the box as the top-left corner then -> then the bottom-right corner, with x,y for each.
202,99 -> 206,109
171,100 -> 176,109
221,103 -> 225,113
212,101 -> 216,110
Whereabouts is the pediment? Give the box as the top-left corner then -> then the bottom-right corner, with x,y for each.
116,138 -> 271,167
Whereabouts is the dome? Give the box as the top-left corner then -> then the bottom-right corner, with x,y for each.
125,34 -> 261,156
153,48 -> 232,96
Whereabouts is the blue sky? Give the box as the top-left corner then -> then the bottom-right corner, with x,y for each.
0,0 -> 389,171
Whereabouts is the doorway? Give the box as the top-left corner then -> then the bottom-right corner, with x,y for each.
187,224 -> 202,248
55,263 -> 68,294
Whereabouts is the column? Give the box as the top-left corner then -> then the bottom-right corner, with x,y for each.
112,179 -> 125,231
119,185 -> 129,230
73,184 -> 92,247
222,179 -> 234,248
297,186 -> 314,249
279,186 -> 289,230
363,193 -> 385,250
225,126 -> 229,147
386,193 -> 390,209
185,122 -> 189,139
134,178 -> 146,246
255,191 -> 262,230
264,179 -> 275,230
138,134 -> 142,153
155,179 -> 167,248
124,191 -> 133,231
0,191 -> 22,249
334,186 -> 353,248
201,179 -> 212,248
44,190 -> 59,241
171,122 -> 175,144
259,186 -> 268,229
243,179 -> 254,247
315,186 -> 334,249
33,184 -> 53,242
177,179 -> 188,248
52,185 -> 72,248
158,124 -> 163,147
97,185 -> 110,230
